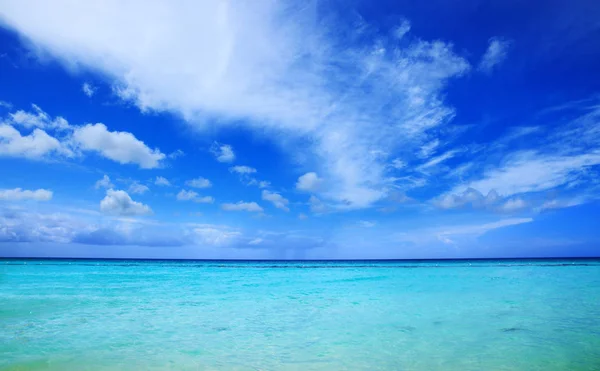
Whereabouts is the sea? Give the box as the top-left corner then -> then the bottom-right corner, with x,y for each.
1,258 -> 599,370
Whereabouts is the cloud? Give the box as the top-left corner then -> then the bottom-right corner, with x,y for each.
129,182 -> 149,194
498,198 -> 527,212
10,104 -> 70,130
230,165 -> 256,174
261,190 -> 289,211
100,189 -> 152,216
436,188 -> 500,210
437,218 -> 533,241
0,188 -> 52,201
82,82 -> 96,97
309,195 -> 328,214
447,151 -> 600,198
418,150 -> 459,171
0,123 -> 72,159
211,142 -> 235,163
0,1 -> 470,209
296,172 -> 322,192
478,37 -> 511,73
154,176 -> 171,186
94,174 -> 114,189
176,189 -> 214,203
358,220 -> 376,228
221,201 -> 263,212
72,123 -> 165,168
185,177 -> 211,189
168,149 -> 184,159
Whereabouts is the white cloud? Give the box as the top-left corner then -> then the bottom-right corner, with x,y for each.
435,188 -> 500,210
0,124 -> 72,159
185,177 -> 212,189
296,172 -> 322,192
309,195 -> 328,214
447,151 -> 600,198
498,198 -> 527,212
191,224 -> 241,246
358,220 -> 376,228
154,176 -> 171,186
129,182 -> 149,194
94,174 -> 114,189
418,150 -> 458,170
418,139 -> 440,158
168,149 -> 184,159
211,142 -> 235,163
261,190 -> 289,211
0,188 -> 52,201
0,1 -> 470,209
221,201 -> 263,212
176,189 -> 214,203
9,104 -> 70,130
230,165 -> 256,174
437,218 -> 533,241
390,158 -> 406,170
82,82 -> 96,97
72,123 -> 165,168
478,37 -> 511,73
100,189 -> 152,216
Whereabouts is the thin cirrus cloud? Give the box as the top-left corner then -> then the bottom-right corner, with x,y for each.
478,37 -> 511,73
0,1 -> 472,209
82,82 -> 96,97
0,188 -> 53,201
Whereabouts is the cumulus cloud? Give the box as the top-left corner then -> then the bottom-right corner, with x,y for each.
185,177 -> 211,189
9,104 -> 70,130
261,190 -> 289,211
211,142 -> 235,163
176,189 -> 214,203
0,188 -> 52,201
0,123 -> 72,159
94,174 -> 114,189
100,189 -> 152,216
72,123 -> 165,168
221,201 -> 263,212
82,82 -> 96,97
478,37 -> 511,73
296,172 -> 322,192
0,1 -> 470,209
154,176 -> 171,186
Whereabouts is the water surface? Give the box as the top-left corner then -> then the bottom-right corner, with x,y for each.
1,259 -> 599,370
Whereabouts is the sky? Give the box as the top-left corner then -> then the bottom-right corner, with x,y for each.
0,0 -> 599,259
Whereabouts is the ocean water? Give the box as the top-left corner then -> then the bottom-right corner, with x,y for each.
1,259 -> 599,371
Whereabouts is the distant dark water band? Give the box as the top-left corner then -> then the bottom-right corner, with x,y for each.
1,262 -> 599,268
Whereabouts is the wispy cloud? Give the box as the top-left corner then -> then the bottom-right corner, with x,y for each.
82,82 -> 96,97
261,190 -> 289,212
0,1 -> 470,209
211,142 -> 235,163
478,37 -> 511,73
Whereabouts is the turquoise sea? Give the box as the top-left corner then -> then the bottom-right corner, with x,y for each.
1,259 -> 599,370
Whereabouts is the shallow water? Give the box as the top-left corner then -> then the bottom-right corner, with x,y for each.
1,259 -> 599,370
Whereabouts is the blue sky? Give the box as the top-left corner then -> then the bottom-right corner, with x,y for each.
0,0 -> 599,259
